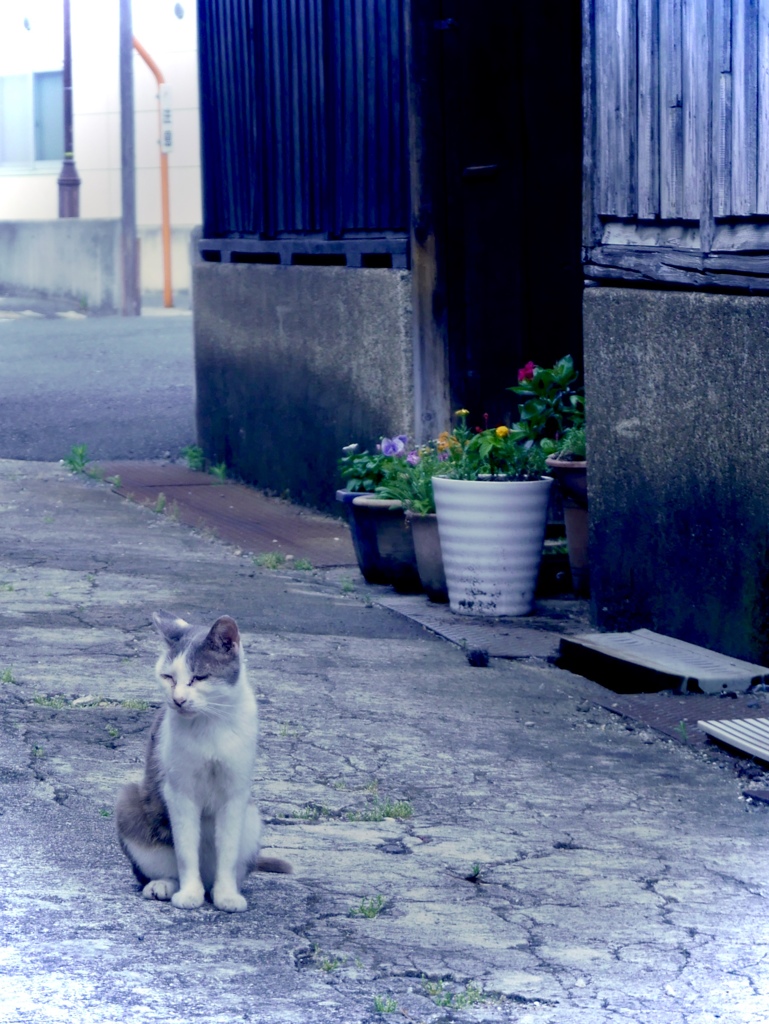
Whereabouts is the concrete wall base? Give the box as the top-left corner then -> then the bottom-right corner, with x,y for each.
584,286 -> 769,663
193,262 -> 414,512
0,220 -> 122,313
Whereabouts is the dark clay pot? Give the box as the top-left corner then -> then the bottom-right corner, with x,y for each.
406,511 -> 448,603
336,490 -> 422,593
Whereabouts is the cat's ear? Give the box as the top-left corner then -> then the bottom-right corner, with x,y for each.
152,610 -> 190,645
205,615 -> 240,654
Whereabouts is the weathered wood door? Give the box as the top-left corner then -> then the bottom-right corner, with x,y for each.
434,2 -> 583,425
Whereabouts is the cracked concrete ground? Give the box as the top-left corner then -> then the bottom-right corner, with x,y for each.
1,460 -> 768,1024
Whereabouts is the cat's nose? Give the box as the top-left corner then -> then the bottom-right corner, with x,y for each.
173,695 -> 187,707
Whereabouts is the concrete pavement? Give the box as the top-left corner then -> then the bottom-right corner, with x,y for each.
1,459 -> 769,1024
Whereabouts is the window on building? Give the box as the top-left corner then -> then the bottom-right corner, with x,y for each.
0,69 -> 63,165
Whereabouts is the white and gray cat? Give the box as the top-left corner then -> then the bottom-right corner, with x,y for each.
116,611 -> 290,912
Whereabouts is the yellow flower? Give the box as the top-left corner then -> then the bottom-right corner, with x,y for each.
454,408 -> 470,417
495,425 -> 510,438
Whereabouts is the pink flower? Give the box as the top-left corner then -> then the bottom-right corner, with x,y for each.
518,360 -> 537,383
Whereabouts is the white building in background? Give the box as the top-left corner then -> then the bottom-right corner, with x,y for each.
0,0 -> 200,297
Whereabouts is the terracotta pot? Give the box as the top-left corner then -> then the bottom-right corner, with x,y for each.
432,476 -> 553,616
405,511 -> 448,603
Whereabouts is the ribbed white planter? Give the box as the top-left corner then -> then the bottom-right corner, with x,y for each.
432,476 -> 553,616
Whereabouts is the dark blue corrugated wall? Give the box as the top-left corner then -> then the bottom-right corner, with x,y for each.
198,0 -> 408,241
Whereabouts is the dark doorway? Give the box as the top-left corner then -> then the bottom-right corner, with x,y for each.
435,3 -> 584,426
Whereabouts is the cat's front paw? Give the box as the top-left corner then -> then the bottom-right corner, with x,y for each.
171,884 -> 205,910
213,885 -> 247,913
142,878 -> 179,902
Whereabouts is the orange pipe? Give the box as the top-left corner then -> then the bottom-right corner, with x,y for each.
133,37 -> 173,308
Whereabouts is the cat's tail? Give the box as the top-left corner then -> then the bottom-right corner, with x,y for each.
255,853 -> 293,874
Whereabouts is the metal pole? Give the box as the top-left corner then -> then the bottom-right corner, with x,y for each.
133,38 -> 173,308
57,0 -> 81,217
120,0 -> 140,315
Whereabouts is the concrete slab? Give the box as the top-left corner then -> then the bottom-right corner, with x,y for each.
559,628 -> 769,694
2,460 -> 769,1023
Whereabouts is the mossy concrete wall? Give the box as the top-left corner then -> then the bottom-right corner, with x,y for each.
584,287 -> 769,663
193,262 -> 414,513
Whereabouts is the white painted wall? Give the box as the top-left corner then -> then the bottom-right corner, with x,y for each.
0,0 -> 200,294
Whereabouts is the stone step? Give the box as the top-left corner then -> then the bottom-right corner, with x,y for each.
559,628 -> 769,694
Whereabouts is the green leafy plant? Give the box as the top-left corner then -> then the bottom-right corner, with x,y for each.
507,354 -> 584,446
63,444 -> 89,474
541,425 -> 586,461
0,667 -> 14,684
375,442 -> 448,514
210,461 -> 228,481
181,445 -> 205,471
339,435 -> 419,493
153,493 -> 167,514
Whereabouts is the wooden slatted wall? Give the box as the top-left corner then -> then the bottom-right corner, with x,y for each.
198,0 -> 409,262
584,0 -> 769,291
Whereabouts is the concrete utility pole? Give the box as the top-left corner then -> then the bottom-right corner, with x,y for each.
57,0 -> 81,217
120,0 -> 141,315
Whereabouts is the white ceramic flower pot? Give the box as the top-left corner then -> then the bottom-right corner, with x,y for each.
432,476 -> 553,616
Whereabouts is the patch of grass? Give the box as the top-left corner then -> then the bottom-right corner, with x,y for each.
291,804 -> 331,822
373,995 -> 398,1013
181,445 -> 205,471
340,578 -> 355,594
293,558 -> 313,571
63,444 -> 89,474
107,474 -> 121,488
0,582 -> 14,592
210,461 -> 228,481
349,894 -> 386,919
120,699 -> 149,711
32,695 -> 69,708
31,745 -> 45,758
152,493 -> 167,514
255,551 -> 287,570
0,667 -> 15,684
676,720 -> 689,744
99,807 -> 113,818
422,980 -> 492,1009
105,724 -> 120,739
278,722 -> 299,738
320,955 -> 344,972
347,797 -> 413,822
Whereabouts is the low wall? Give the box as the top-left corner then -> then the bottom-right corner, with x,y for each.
0,220 -> 122,313
584,286 -> 769,663
193,262 -> 414,513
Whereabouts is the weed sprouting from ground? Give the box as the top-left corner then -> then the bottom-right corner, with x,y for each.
293,558 -> 313,571
63,444 -> 89,474
152,493 -> 167,514
0,667 -> 15,684
347,796 -> 413,822
372,995 -> 398,1013
255,551 -> 287,570
349,894 -> 386,919
181,445 -> 205,471
422,979 -> 493,1008
210,462 -> 228,481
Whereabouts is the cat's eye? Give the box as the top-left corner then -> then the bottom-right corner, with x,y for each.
192,674 -> 209,682
161,674 -> 174,682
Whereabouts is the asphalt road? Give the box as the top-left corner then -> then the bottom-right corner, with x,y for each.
0,308 -> 196,462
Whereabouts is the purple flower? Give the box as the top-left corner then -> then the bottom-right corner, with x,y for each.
406,450 -> 420,466
381,436 -> 406,456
